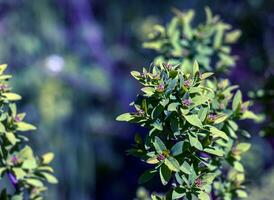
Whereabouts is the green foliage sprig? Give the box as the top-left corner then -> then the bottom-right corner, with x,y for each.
117,61 -> 256,200
143,7 -> 241,74
117,7 -> 260,200
0,64 -> 57,200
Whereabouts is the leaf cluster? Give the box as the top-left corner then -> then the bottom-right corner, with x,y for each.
143,7 -> 241,74
117,61 -> 256,199
0,64 -> 57,200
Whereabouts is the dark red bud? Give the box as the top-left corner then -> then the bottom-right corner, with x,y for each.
195,178 -> 203,187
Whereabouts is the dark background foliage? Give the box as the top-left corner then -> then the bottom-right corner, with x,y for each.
0,0 -> 273,199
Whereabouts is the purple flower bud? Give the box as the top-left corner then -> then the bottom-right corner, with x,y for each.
182,99 -> 192,107
156,83 -> 165,93
157,154 -> 166,161
184,80 -> 191,88
195,178 -> 203,187
0,84 -> 7,90
11,155 -> 19,165
136,109 -> 145,117
14,115 -> 21,123
166,64 -> 173,70
207,114 -> 217,122
241,104 -> 248,113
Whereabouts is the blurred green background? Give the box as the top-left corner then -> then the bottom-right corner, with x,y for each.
0,0 -> 273,199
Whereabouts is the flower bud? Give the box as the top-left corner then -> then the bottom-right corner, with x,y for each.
0,84 -> 7,91
182,99 -> 192,107
136,109 -> 145,117
183,80 -> 191,88
157,154 -> 166,161
156,83 -> 165,93
11,155 -> 19,165
207,114 -> 217,122
166,63 -> 173,70
194,178 -> 203,187
14,115 -> 21,123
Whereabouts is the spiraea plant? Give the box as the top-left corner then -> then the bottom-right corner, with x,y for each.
143,7 -> 241,74
0,64 -> 57,199
117,61 -> 257,200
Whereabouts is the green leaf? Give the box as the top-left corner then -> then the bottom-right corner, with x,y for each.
180,161 -> 192,174
198,192 -> 210,200
160,164 -> 172,185
172,187 -> 186,199
193,60 -> 199,75
0,64 -> 7,74
241,110 -> 261,121
184,114 -> 203,129
0,75 -> 12,80
130,71 -> 141,80
37,166 -> 54,173
2,93 -> 22,101
17,122 -> 36,131
116,113 -> 134,122
41,172 -> 58,184
151,194 -> 162,200
11,195 -> 23,200
214,23 -> 229,49
153,136 -> 166,153
204,147 -> 224,156
235,143 -> 251,154
5,132 -> 17,145
25,178 -> 44,187
236,190 -> 248,198
152,121 -> 163,131
198,107 -> 208,122
182,10 -> 194,39
210,127 -> 229,141
22,160 -> 37,169
233,161 -> 244,172
205,6 -> 213,24
171,141 -> 184,156
42,152 -> 55,164
188,133 -> 203,150
167,103 -> 180,112
12,168 -> 26,179
191,95 -> 208,107
200,72 -> 214,80
169,70 -> 178,79
146,157 -> 159,164
228,120 -> 238,131
18,146 -> 34,160
232,90 -> 242,111
225,30 -> 241,43
141,87 -> 155,96
214,114 -> 228,124
202,172 -> 220,184
0,123 -> 6,133
138,169 -> 157,184
164,157 -> 180,172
